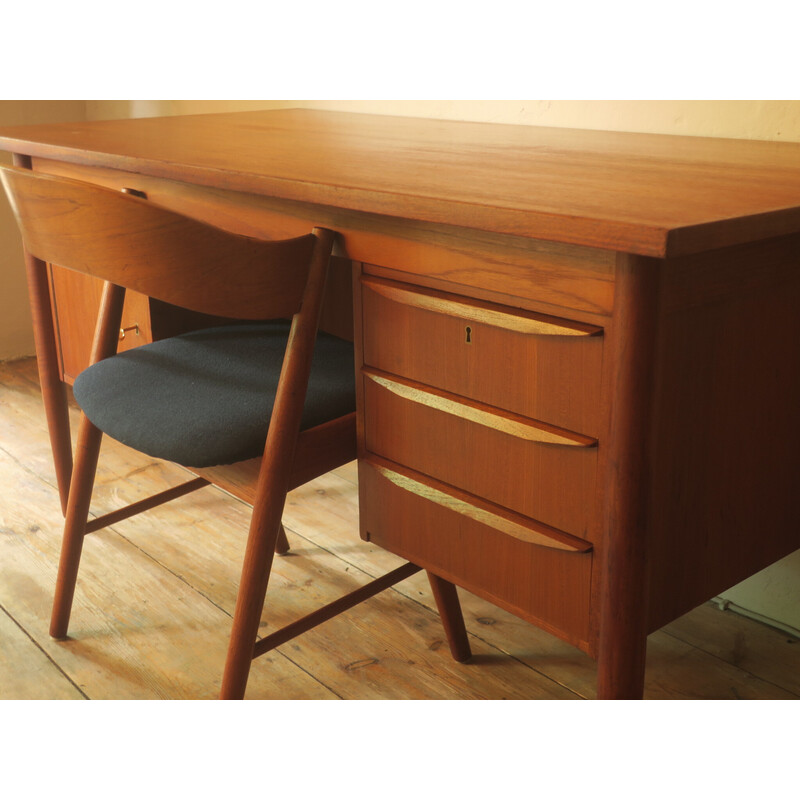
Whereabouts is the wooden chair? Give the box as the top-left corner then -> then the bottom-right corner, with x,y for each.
0,165 -> 471,699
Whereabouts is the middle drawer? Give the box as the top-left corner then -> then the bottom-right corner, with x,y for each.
363,369 -> 598,539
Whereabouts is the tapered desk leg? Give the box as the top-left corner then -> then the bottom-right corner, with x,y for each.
427,572 -> 472,662
23,250 -> 73,514
595,254 -> 660,700
15,152 -> 73,515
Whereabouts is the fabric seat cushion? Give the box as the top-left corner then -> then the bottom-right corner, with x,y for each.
73,321 -> 355,468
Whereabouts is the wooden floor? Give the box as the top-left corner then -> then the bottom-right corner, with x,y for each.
1,356 -> 798,700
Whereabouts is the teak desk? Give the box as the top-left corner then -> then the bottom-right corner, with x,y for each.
2,109 -> 799,699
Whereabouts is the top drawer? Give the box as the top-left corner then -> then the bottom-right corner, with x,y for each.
361,276 -> 604,436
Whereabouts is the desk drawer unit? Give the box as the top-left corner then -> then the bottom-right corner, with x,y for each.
358,273 -> 604,649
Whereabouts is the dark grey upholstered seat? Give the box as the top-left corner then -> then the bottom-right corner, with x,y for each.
73,321 -> 355,468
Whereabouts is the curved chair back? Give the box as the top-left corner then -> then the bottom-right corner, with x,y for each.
0,161 -> 469,700
0,165 -> 321,320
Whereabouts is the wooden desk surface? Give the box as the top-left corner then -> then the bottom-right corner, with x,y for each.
4,108 -> 800,258
3,108 -> 800,700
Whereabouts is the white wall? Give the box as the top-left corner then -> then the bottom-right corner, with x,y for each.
87,99 -> 800,142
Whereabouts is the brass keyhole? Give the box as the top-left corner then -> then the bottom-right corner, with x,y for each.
121,187 -> 148,199
465,325 -> 472,344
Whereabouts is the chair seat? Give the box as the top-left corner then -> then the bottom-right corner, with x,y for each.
73,322 -> 355,468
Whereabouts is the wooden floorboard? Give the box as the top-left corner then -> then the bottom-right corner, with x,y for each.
0,604 -> 84,700
1,356 -> 798,700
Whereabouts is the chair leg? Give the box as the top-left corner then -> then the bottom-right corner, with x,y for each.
50,414 -> 105,639
221,231 -> 335,698
220,508 -> 284,699
427,572 -> 472,663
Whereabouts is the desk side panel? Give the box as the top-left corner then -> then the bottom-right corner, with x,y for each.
646,233 -> 800,631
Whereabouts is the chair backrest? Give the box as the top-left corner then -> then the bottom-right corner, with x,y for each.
0,165 -> 325,320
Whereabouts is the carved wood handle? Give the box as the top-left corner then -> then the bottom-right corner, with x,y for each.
365,370 -> 597,447
372,460 -> 593,553
363,277 -> 603,337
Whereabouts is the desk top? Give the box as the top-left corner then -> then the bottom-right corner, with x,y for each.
3,108 -> 800,258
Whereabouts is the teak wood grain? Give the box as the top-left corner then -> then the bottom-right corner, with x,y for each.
3,109 -> 800,700
358,458 -> 594,652
644,234 -> 800,632
31,157 -> 616,321
360,274 -> 605,437
49,267 -> 151,383
593,254 -> 661,699
12,153 -> 73,514
0,166 -> 319,321
5,109 -> 800,257
362,369 -> 598,538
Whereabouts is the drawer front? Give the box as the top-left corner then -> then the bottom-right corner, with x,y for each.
50,265 -> 151,384
359,459 -> 592,650
361,276 -> 604,437
363,370 -> 598,539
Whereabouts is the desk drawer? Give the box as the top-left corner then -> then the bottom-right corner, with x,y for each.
359,458 -> 592,649
361,276 -> 604,437
363,369 -> 598,539
49,266 -> 152,383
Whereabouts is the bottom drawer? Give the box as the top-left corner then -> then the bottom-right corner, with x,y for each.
359,458 -> 593,652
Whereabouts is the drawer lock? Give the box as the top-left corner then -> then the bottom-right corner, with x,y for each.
465,325 -> 472,344
121,187 -> 148,199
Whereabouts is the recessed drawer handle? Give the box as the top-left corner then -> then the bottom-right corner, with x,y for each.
374,462 -> 592,553
363,277 -> 602,337
366,371 -> 597,447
